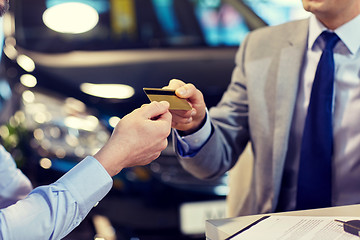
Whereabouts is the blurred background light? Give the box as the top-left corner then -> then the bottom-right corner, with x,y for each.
42,2 -> 99,34
33,128 -> 45,141
20,74 -> 37,88
0,80 -> 12,100
40,158 -> 52,169
16,54 -> 35,72
22,90 -> 35,103
109,116 -> 120,128
65,97 -> 87,113
3,40 -> 17,60
64,115 -> 99,131
80,83 -> 135,99
0,125 -> 10,138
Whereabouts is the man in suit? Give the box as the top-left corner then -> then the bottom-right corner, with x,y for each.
165,0 -> 360,216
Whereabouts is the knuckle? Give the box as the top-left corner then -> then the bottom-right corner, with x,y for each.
140,103 -> 149,108
170,79 -> 184,88
149,101 -> 162,112
187,83 -> 195,89
196,89 -> 204,98
151,152 -> 161,161
170,79 -> 180,84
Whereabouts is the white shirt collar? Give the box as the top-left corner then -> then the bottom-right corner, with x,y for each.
308,14 -> 360,55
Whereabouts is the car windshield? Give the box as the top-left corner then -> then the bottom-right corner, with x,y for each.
13,0 -> 308,53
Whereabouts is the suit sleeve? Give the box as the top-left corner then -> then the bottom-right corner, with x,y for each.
0,156 -> 113,240
174,34 -> 251,179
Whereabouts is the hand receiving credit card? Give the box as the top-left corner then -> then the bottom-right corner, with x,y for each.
143,88 -> 192,110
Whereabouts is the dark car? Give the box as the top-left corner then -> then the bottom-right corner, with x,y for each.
0,0 -> 308,239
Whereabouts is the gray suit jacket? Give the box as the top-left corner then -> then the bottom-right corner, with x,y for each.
175,18 -> 310,216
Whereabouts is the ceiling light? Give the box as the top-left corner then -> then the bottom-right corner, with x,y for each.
42,2 -> 99,34
46,0 -> 109,14
80,83 -> 135,99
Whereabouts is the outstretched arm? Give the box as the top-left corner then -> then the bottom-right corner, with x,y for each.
0,101 -> 172,240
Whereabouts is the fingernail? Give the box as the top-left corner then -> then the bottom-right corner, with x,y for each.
191,110 -> 196,116
178,88 -> 186,96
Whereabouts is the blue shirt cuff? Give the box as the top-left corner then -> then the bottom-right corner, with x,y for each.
57,156 -> 113,215
174,109 -> 212,157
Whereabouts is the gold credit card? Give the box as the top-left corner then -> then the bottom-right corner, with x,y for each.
143,88 -> 192,110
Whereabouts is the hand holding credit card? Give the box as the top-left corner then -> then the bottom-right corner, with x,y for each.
143,88 -> 192,110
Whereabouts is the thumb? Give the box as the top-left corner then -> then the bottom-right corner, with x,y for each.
143,101 -> 170,119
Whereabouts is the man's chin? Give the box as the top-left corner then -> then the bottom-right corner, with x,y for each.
302,0 -> 326,13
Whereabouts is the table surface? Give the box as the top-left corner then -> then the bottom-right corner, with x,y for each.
205,204 -> 360,240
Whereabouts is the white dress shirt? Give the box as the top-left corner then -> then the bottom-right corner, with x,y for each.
0,145 -> 113,239
175,13 -> 360,211
278,13 -> 360,211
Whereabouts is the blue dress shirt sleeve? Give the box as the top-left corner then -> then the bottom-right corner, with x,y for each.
0,145 -> 32,209
173,110 -> 212,157
0,155 -> 113,240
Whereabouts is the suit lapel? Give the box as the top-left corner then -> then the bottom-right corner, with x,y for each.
271,19 -> 309,210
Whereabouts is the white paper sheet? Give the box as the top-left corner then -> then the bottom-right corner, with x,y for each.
229,216 -> 360,240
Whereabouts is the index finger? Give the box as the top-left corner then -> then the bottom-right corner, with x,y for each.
163,79 -> 186,91
141,101 -> 170,119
